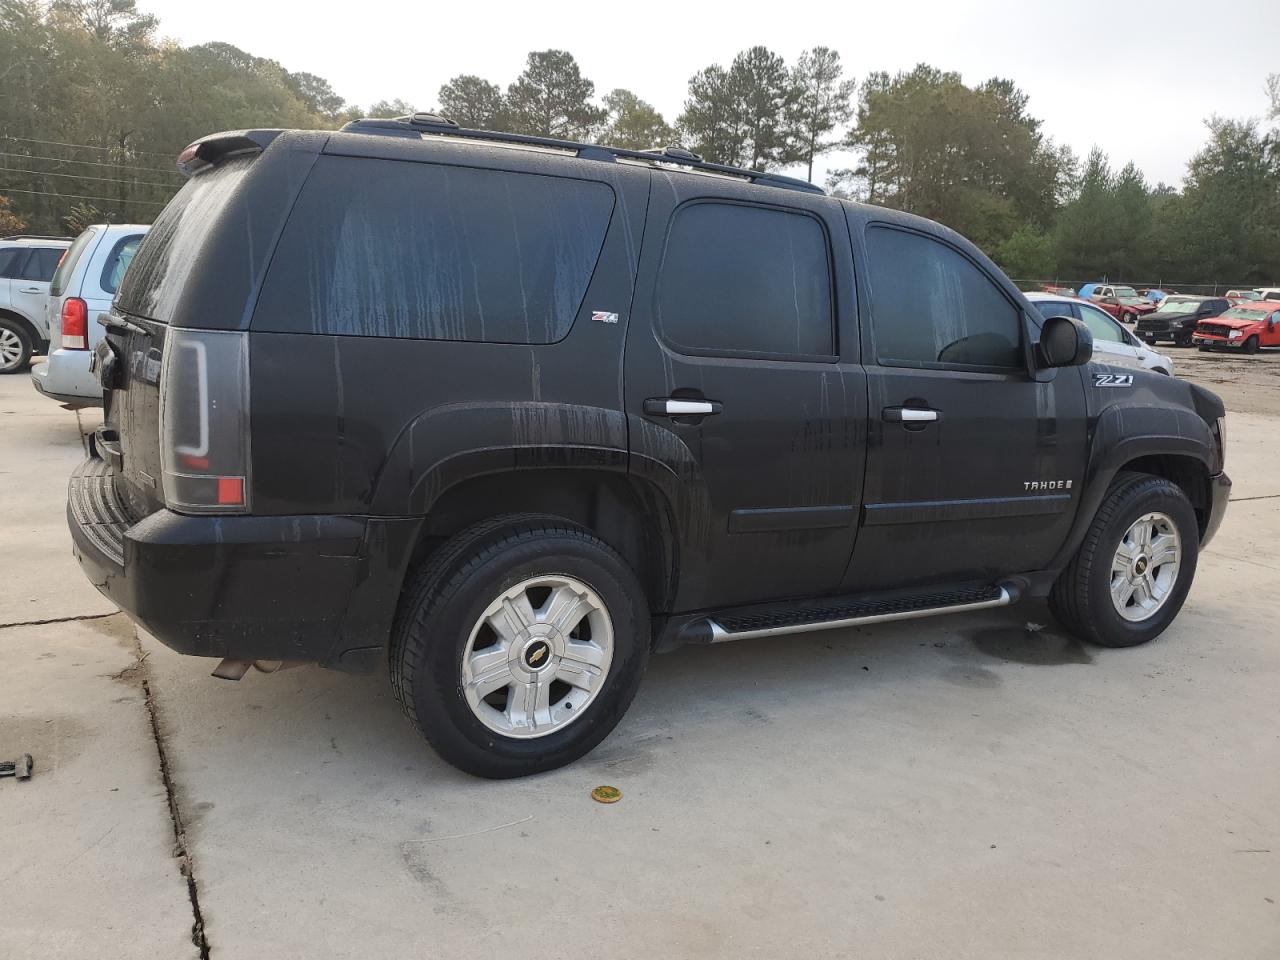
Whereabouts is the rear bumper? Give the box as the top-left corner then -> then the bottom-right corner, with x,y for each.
31,352 -> 101,406
68,457 -> 421,671
1202,471 -> 1231,549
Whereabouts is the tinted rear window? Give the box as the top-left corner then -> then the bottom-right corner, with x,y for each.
50,230 -> 98,296
116,156 -> 255,321
254,156 -> 614,343
656,202 -> 833,358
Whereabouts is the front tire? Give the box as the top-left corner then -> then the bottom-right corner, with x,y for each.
0,319 -> 33,374
1243,335 -> 1260,354
390,515 -> 650,778
1050,472 -> 1198,647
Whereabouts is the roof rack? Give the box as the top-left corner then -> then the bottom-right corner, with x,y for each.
1,234 -> 70,242
338,113 -> 824,196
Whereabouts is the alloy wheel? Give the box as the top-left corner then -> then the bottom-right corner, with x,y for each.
1110,512 -> 1182,622
0,328 -> 23,371
461,575 -> 614,739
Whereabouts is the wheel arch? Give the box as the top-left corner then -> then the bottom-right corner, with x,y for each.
1050,404 -> 1218,572
409,468 -> 680,619
0,308 -> 42,347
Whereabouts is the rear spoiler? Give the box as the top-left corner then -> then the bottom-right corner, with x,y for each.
176,130 -> 282,177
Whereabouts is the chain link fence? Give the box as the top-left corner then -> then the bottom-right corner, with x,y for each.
1012,279 -> 1273,296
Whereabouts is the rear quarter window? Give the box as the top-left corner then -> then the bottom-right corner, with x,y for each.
253,156 -> 615,344
50,229 -> 98,296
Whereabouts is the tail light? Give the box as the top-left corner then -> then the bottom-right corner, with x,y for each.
61,298 -> 88,349
159,329 -> 251,514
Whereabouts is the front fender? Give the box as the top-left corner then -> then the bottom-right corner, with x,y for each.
1048,400 -> 1217,571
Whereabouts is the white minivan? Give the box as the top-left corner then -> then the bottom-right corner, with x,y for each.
31,224 -> 147,406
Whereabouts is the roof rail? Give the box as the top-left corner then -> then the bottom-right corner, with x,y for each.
1,234 -> 70,242
338,113 -> 825,196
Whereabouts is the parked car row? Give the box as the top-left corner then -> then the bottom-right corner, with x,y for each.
0,227 -> 148,405
1036,282 -> 1280,356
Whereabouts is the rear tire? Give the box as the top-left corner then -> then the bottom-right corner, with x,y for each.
389,514 -> 650,778
0,318 -> 33,374
1050,472 -> 1198,648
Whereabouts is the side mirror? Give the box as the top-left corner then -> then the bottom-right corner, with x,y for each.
1037,315 -> 1093,368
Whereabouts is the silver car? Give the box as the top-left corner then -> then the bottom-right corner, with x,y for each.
31,224 -> 147,406
1026,292 -> 1176,376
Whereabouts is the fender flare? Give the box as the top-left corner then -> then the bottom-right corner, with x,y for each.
372,401 -> 631,515
1049,403 -> 1216,570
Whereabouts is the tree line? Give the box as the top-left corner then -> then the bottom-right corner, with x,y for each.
2,0 -> 1278,284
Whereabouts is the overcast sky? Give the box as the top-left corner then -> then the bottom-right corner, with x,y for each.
144,0 -> 1277,188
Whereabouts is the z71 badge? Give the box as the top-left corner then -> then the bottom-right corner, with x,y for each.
1093,372 -> 1134,387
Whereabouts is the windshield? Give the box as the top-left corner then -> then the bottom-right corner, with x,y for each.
1220,306 -> 1268,321
1230,291 -> 1261,300
1114,286 -> 1139,298
1155,300 -> 1199,315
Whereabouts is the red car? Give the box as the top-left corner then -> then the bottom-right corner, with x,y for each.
1089,284 -> 1157,323
1193,301 -> 1280,353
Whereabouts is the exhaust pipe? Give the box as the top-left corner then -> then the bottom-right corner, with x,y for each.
211,658 -> 306,681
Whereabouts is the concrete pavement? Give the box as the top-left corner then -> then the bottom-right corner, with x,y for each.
1,366 -> 1277,958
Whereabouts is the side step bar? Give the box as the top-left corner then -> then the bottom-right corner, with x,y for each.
687,583 -> 1018,644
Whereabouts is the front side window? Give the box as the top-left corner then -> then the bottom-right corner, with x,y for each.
255,156 -> 614,344
865,226 -> 1022,369
1078,304 -> 1126,343
656,202 -> 833,358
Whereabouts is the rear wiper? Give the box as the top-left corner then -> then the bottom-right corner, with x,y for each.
98,312 -> 149,337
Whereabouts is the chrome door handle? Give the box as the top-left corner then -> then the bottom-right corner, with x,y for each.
883,406 -> 939,423
19,286 -> 41,294
644,398 -> 721,417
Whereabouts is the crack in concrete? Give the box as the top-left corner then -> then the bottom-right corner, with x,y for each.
1228,494 -> 1280,503
128,629 -> 212,960
0,611 -> 118,631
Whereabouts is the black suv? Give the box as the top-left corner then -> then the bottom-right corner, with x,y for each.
1135,295 -> 1230,346
68,117 -> 1231,778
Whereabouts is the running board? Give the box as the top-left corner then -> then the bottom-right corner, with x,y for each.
683,583 -> 1018,644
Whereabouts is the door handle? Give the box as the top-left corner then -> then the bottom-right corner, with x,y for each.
644,398 -> 721,417
882,406 -> 939,423
19,286 -> 41,294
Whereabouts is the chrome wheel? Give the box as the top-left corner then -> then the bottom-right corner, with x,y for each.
1110,512 -> 1182,622
0,328 -> 23,371
461,575 -> 614,739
